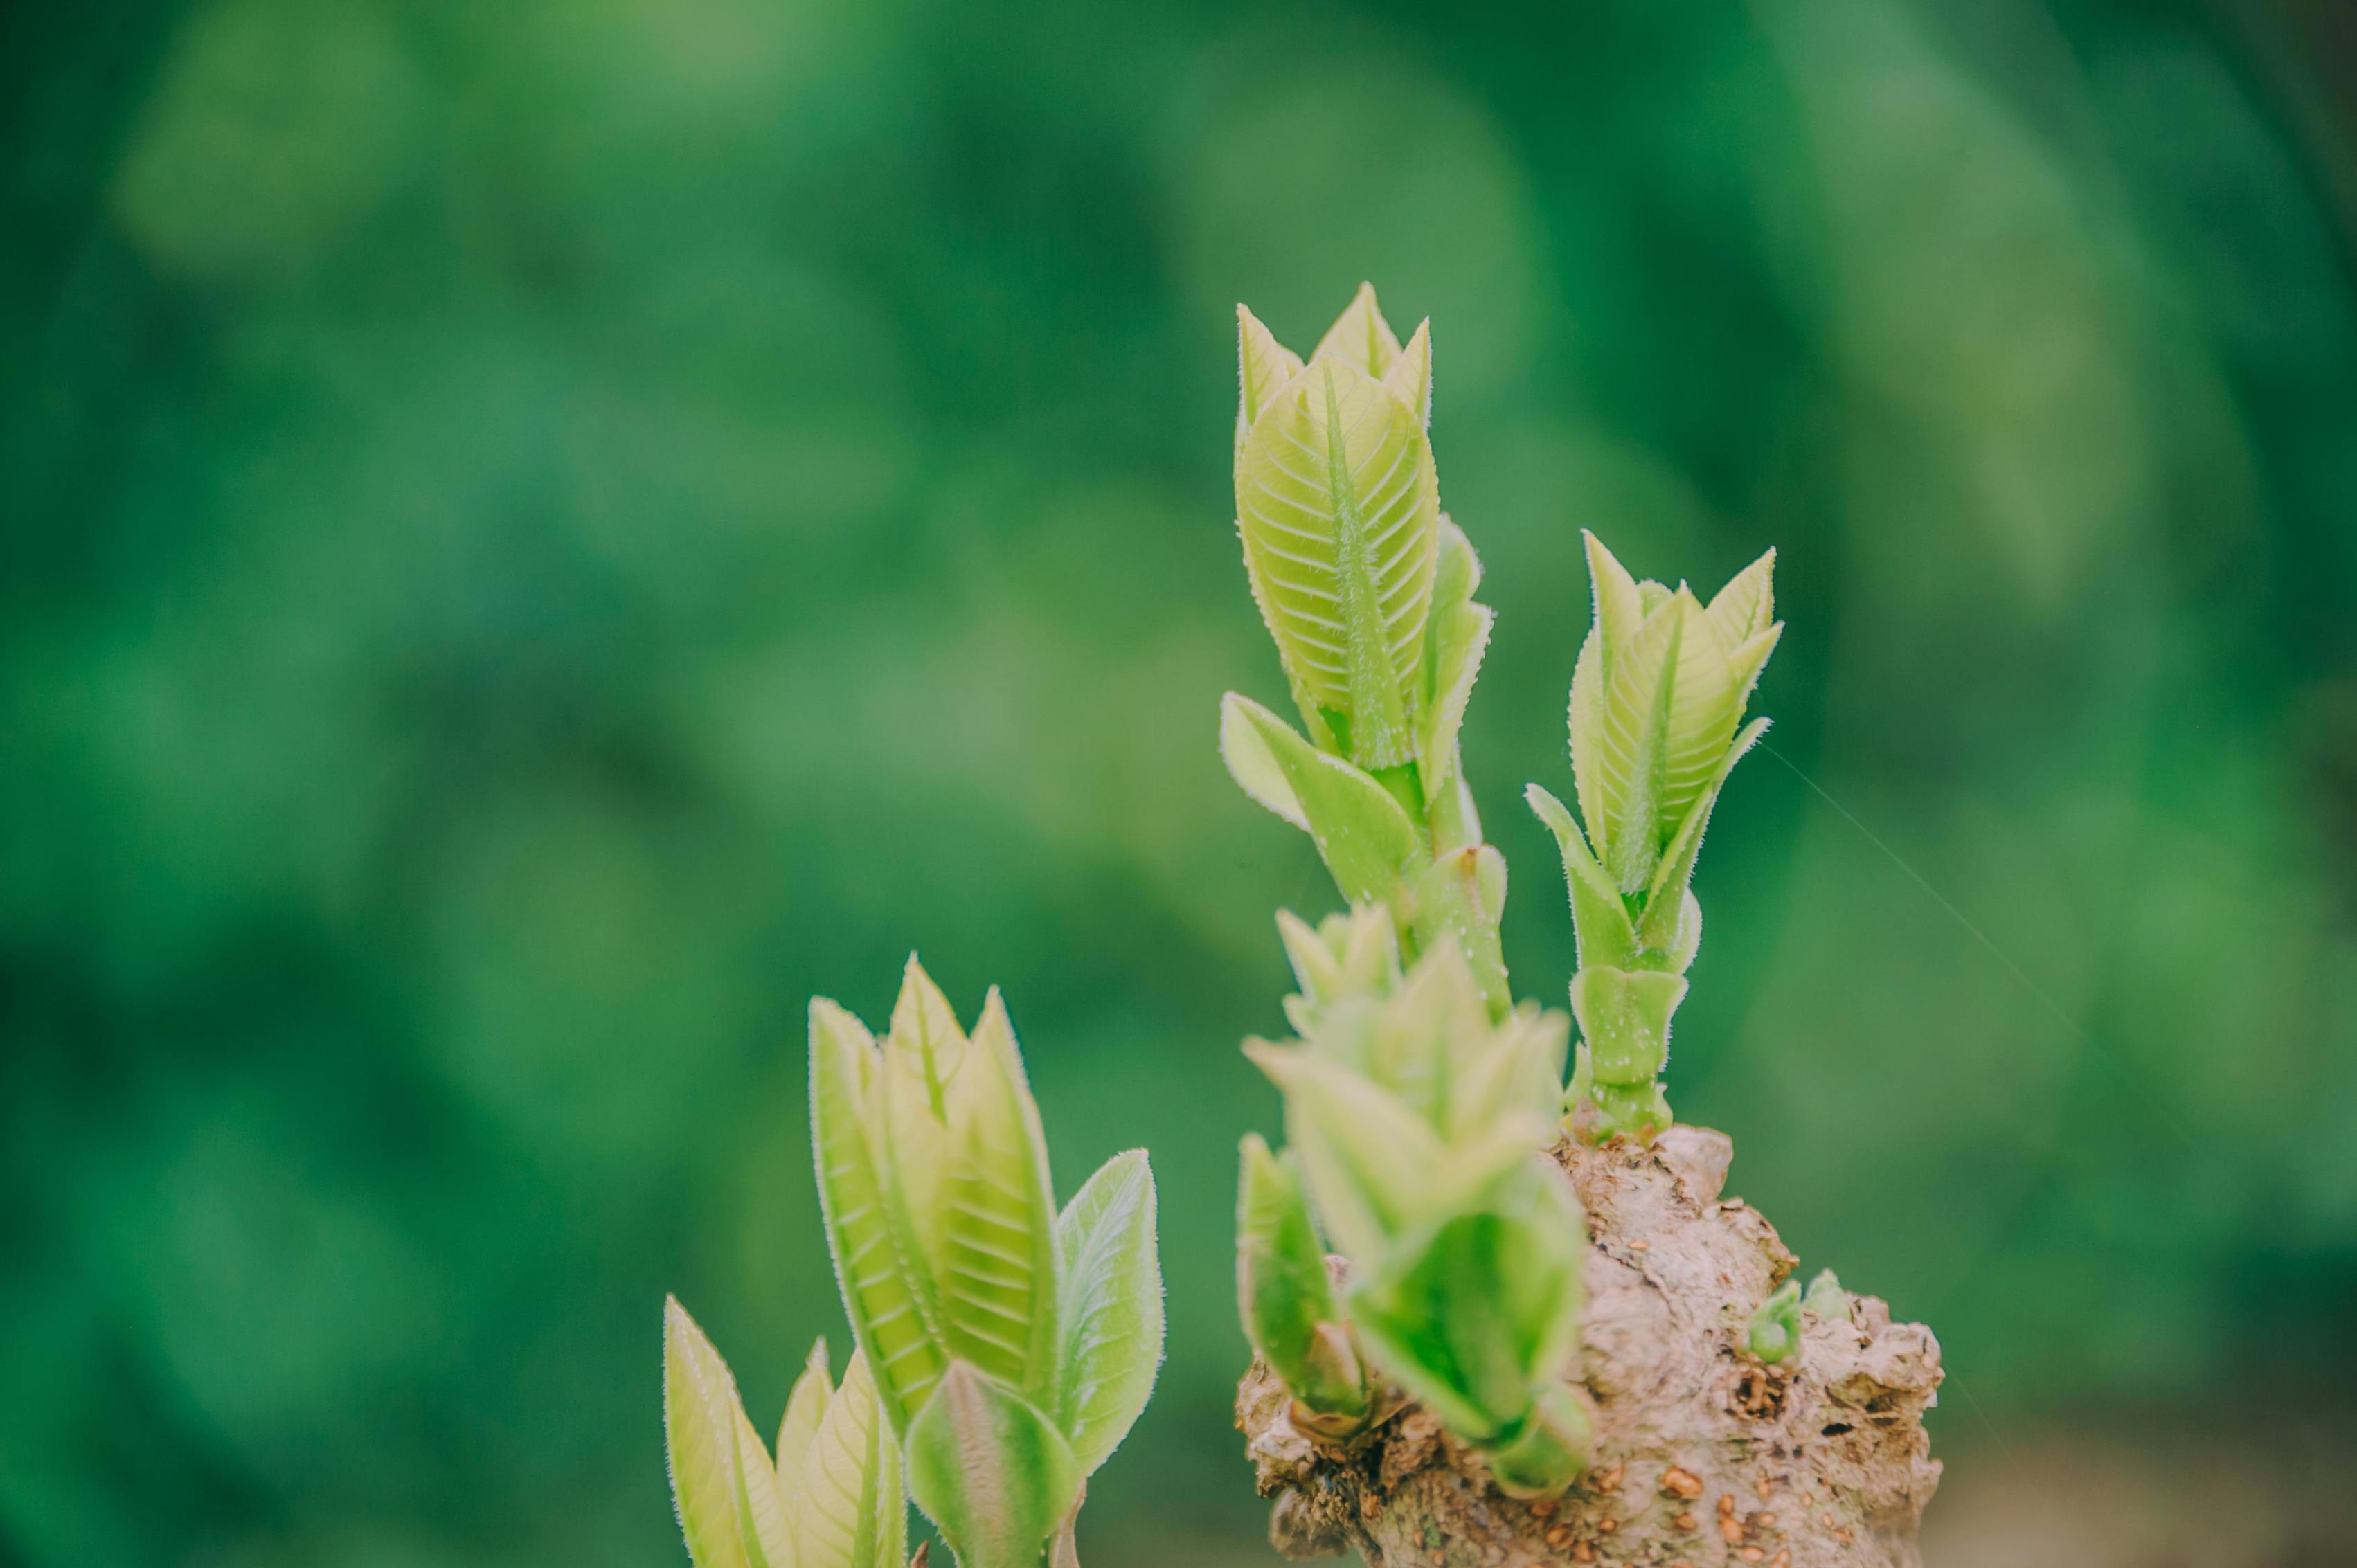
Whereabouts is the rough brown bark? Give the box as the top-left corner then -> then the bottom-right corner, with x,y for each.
1237,1128 -> 1942,1568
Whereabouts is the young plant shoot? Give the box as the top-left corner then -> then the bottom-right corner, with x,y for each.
1528,534 -> 1780,1143
664,1303 -> 905,1568
664,282 -> 1944,1568
1221,289 -> 1940,1568
663,959 -> 1163,1568
809,960 -> 1163,1568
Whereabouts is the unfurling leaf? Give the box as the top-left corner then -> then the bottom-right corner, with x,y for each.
1219,690 -> 1309,831
1705,546 -> 1775,647
1274,905 -> 1399,1038
1637,715 -> 1768,953
1345,1164 -> 1586,1443
1237,1135 -> 1366,1421
1221,693 -> 1428,904
809,998 -> 947,1432
666,1297 -> 756,1568
1054,1149 -> 1165,1477
877,976 -> 1060,1407
1311,280 -> 1404,375
733,1401 -> 796,1568
1417,519 -> 1491,814
1748,1279 -> 1802,1364
1595,584 -> 1684,892
799,1351 -> 904,1568
905,1362 -> 1081,1568
1406,847 -> 1510,1021
1802,1268 -> 1849,1320
1525,784 -> 1635,973
1248,1044 -> 1447,1262
776,1339 -> 832,1507
1233,288 -> 1440,770
1237,305 -> 1305,454
1383,319 -> 1433,429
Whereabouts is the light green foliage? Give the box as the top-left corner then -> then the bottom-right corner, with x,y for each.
807,960 -> 1165,1568
1802,1268 -> 1849,1321
1236,1133 -> 1368,1429
1748,1279 -> 1803,1365
1242,913 -> 1590,1493
665,1300 -> 906,1568
1532,534 -> 1780,1142
1053,1151 -> 1165,1478
1235,287 -> 1439,772
1222,289 -> 1507,1017
906,1362 -> 1082,1568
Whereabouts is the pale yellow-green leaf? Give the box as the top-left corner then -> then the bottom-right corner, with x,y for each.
1218,690 -> 1309,831
1404,848 -> 1511,1022
733,1405 -> 796,1568
903,1363 -> 1078,1568
809,999 -> 946,1432
1705,546 -> 1776,647
1275,907 -> 1341,1007
1234,358 -> 1438,768
1447,1005 -> 1571,1144
776,1338 -> 832,1496
1249,1045 -> 1445,1262
1236,305 -> 1305,452
1726,622 -> 1782,706
1597,595 -> 1685,890
1278,904 -> 1399,1036
1381,318 -> 1431,429
1309,280 -> 1404,375
875,959 -> 971,1346
798,1351 -> 900,1568
665,1296 -> 753,1568
1565,631 -> 1608,860
1639,716 -> 1771,953
1228,694 -> 1426,904
1473,841 -> 1506,921
1361,944 -> 1487,1125
1053,1148 -> 1164,1476
1582,532 -> 1645,667
888,957 -> 967,1111
913,990 -> 1059,1401
1417,521 -> 1491,807
1657,591 -> 1741,843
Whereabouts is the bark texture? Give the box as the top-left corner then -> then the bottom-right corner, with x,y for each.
1238,1128 -> 1942,1568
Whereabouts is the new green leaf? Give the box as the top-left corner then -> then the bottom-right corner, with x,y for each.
1053,1149 -> 1165,1477
799,1351 -> 904,1568
666,1297 -> 755,1568
1234,288 -> 1440,769
905,1363 -> 1080,1568
810,997 -> 947,1432
1223,694 -> 1426,904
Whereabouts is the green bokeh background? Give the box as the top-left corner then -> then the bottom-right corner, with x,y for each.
6,1 -> 2356,1563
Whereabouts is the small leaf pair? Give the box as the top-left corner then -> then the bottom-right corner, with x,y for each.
665,1300 -> 905,1568
1529,534 -> 1781,1143
1750,1267 -> 1847,1365
809,962 -> 1164,1568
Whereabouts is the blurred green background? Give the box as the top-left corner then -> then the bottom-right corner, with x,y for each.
6,0 -> 2357,1563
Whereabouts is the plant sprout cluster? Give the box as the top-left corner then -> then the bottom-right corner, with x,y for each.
1222,287 -> 1782,1489
667,962 -> 1164,1568
661,284 -> 1808,1566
